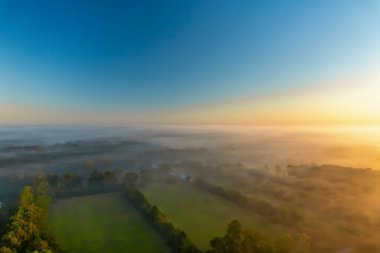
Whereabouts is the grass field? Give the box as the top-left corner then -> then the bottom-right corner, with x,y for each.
140,182 -> 284,250
49,192 -> 169,253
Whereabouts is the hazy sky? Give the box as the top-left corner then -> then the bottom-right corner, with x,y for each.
1,1 -> 380,125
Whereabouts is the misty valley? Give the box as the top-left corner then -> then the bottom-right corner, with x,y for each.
2,0 -> 380,252
0,126 -> 379,253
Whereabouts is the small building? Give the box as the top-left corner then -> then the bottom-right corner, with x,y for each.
169,171 -> 194,182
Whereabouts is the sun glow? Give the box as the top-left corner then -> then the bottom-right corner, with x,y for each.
2,75 -> 380,126
169,74 -> 380,126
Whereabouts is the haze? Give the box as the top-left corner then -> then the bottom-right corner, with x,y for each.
1,1 -> 380,253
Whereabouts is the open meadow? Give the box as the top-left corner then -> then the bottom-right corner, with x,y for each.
49,192 -> 169,253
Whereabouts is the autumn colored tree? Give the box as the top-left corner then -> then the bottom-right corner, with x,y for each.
209,220 -> 275,253
0,179 -> 63,253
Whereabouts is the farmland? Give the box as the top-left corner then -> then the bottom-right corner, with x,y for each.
140,181 -> 284,250
50,192 -> 169,253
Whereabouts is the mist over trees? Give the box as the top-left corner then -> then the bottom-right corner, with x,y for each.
1,126 -> 380,252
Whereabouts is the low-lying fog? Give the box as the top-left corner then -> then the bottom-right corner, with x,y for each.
1,125 -> 380,171
7,126 -> 380,169
2,125 -> 380,252
145,125 -> 380,169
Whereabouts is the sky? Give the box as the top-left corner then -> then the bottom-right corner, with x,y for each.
1,0 -> 380,125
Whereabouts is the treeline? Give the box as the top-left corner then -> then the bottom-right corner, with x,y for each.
47,170 -> 121,198
123,180 -> 306,253
125,186 -> 200,253
0,179 -> 64,253
195,178 -> 302,226
208,220 -> 311,253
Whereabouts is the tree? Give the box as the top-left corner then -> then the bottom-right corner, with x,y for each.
0,181 -> 61,253
124,187 -> 200,253
19,186 -> 34,207
209,220 -> 241,253
60,174 -> 83,190
46,174 -> 59,188
209,220 -> 277,253
1,188 -> 49,252
89,170 -> 105,186
210,237 -> 228,253
35,178 -> 51,209
0,246 -> 16,253
103,171 -> 117,186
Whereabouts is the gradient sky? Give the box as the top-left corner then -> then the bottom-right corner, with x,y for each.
1,0 -> 380,125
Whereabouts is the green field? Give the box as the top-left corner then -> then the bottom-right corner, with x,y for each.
50,192 -> 169,253
140,182 -> 284,250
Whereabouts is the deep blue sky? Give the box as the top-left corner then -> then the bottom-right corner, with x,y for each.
1,1 -> 380,118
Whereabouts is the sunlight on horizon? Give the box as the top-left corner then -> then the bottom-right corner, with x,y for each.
2,2 -> 380,253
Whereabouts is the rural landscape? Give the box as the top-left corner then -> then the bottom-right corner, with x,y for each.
2,1 -> 380,253
1,126 -> 380,253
